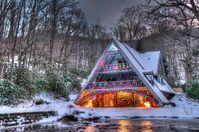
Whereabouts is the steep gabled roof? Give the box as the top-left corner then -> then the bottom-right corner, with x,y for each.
77,39 -> 175,106
112,39 -> 175,104
123,43 -> 160,74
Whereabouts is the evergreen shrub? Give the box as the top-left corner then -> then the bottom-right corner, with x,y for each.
64,73 -> 81,92
15,67 -> 36,96
0,80 -> 27,104
46,70 -> 69,99
186,81 -> 199,100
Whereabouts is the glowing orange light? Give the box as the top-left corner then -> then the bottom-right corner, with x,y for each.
85,99 -> 93,108
84,125 -> 95,132
144,102 -> 151,108
118,92 -> 128,96
110,100 -> 114,107
117,120 -> 132,132
140,121 -> 153,132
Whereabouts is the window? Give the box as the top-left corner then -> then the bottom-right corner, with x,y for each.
108,44 -> 118,52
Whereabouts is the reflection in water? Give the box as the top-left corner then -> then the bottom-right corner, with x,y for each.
84,125 -> 95,132
116,120 -> 153,132
140,120 -> 153,132
3,119 -> 199,132
117,120 -> 132,132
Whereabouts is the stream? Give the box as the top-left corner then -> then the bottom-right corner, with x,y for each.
2,119 -> 199,132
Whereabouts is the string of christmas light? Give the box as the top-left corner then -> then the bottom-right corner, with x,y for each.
78,89 -> 158,104
96,63 -> 131,72
85,80 -> 145,89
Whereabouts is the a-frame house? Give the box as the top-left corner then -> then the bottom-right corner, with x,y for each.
75,39 -> 175,108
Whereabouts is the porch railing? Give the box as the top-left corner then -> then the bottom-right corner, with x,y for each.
85,80 -> 145,89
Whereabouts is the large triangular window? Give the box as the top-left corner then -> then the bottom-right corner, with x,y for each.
85,43 -> 145,90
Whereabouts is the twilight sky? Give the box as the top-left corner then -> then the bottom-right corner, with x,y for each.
79,0 -> 146,26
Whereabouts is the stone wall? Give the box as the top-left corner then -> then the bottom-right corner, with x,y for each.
0,111 -> 57,127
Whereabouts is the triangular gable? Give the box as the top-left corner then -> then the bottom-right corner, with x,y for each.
139,51 -> 160,75
107,43 -> 118,52
112,39 -> 172,104
80,42 -> 112,91
123,43 -> 174,94
76,39 -> 174,105
81,41 -> 134,91
124,44 -> 161,75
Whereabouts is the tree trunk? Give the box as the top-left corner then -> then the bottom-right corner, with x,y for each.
0,62 -> 4,79
49,0 -> 58,64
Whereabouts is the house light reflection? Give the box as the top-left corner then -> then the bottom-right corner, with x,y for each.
140,120 -> 153,132
84,125 -> 95,132
117,120 -> 132,132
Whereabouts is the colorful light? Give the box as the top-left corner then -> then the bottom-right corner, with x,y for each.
85,80 -> 145,89
78,90 -> 158,104
144,102 -> 151,108
85,99 -> 93,108
97,63 -> 131,73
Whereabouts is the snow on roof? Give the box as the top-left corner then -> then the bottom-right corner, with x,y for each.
112,39 -> 175,104
123,43 -> 160,74
119,40 -> 175,94
79,39 -> 174,105
112,39 -> 169,104
154,79 -> 172,93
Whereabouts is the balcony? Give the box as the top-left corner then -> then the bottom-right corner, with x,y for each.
96,63 -> 132,73
85,80 -> 145,90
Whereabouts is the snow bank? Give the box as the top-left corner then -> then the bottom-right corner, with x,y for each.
0,93 -> 77,116
73,93 -> 199,119
0,92 -> 199,126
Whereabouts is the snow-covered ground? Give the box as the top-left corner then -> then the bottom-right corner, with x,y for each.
0,92 -> 76,125
75,93 -> 199,119
0,92 -> 199,126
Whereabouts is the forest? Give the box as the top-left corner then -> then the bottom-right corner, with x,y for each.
0,0 -> 199,104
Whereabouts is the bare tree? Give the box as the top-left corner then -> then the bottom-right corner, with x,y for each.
48,0 -> 77,64
0,0 -> 110,80
148,0 -> 199,21
114,6 -> 148,41
147,0 -> 199,82
9,0 -> 23,81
